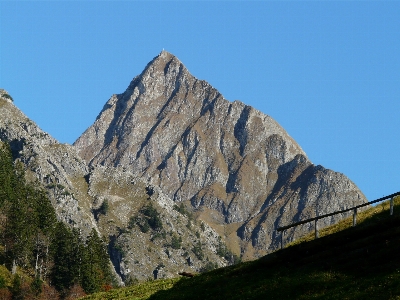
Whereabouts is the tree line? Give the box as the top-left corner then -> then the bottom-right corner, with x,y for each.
0,141 -> 113,299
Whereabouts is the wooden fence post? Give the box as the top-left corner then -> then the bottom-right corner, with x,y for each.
353,208 -> 357,227
315,219 -> 319,239
390,197 -> 394,216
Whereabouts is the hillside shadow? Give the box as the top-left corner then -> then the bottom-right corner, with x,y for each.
148,201 -> 400,300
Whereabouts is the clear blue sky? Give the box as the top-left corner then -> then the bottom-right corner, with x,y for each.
1,1 -> 399,202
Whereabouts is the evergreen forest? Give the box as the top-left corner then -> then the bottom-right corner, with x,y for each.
0,141 -> 113,299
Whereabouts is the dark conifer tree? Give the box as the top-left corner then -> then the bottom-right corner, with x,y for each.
81,229 -> 113,293
51,223 -> 83,294
0,143 -> 15,208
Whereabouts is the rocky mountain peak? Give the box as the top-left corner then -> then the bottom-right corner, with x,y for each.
124,50 -> 192,100
75,52 -> 367,259
74,51 -> 224,166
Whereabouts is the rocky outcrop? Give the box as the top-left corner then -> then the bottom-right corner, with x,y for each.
74,51 -> 368,259
86,166 -> 226,281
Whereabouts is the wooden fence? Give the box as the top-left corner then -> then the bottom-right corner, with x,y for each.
276,191 -> 400,249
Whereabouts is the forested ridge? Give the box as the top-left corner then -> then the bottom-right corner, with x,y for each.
0,141 -> 114,299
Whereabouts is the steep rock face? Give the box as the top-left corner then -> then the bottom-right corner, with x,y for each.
74,51 -> 368,259
238,154 -> 366,259
0,95 -> 95,235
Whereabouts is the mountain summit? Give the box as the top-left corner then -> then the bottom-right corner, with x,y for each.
75,51 -> 367,259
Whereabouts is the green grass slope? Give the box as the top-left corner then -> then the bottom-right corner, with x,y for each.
82,196 -> 400,300
80,278 -> 180,300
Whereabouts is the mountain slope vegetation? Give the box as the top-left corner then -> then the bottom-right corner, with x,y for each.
0,142 -> 113,299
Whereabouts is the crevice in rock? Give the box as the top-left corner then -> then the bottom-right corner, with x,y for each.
233,106 -> 251,156
108,235 -> 124,281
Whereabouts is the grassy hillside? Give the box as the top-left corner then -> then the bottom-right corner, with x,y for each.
82,196 -> 400,300
80,278 -> 180,300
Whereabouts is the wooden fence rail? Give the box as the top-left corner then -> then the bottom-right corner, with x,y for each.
276,191 -> 400,249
